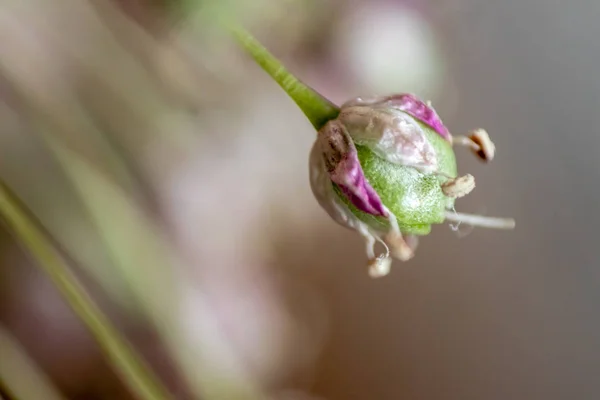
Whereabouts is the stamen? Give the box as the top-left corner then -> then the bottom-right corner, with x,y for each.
358,223 -> 392,277
442,174 -> 476,198
452,129 -> 496,162
449,212 -> 461,231
383,205 -> 401,236
375,235 -> 391,259
444,210 -> 515,230
452,135 -> 480,151
447,208 -> 474,237
383,206 -> 415,261
363,232 -> 376,260
368,256 -> 392,278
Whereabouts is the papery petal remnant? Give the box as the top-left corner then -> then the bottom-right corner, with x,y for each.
343,93 -> 451,141
337,104 -> 440,173
317,119 -> 387,217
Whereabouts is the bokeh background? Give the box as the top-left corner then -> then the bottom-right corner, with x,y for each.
1,0 -> 599,399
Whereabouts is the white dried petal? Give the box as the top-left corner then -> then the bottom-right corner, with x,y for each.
337,106 -> 438,172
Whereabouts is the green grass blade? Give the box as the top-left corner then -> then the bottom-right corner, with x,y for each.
0,181 -> 172,400
230,25 -> 339,130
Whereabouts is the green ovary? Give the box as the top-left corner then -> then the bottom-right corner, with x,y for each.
335,126 -> 458,236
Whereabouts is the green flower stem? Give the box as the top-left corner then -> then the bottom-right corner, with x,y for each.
0,181 -> 172,400
230,25 -> 339,130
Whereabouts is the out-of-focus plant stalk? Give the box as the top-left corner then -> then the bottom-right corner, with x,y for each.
0,181 -> 172,400
45,136 -> 265,400
2,51 -> 265,400
0,324 -> 67,400
230,25 -> 339,130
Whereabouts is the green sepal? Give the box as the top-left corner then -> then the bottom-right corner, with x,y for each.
334,123 -> 458,236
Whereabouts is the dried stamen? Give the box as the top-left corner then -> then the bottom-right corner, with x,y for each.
357,223 -> 392,278
368,256 -> 392,278
453,129 -> 496,161
442,174 -> 476,198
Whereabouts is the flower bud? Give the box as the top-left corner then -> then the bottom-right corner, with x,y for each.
309,94 -> 514,277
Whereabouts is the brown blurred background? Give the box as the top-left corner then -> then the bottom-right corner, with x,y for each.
1,0 -> 599,399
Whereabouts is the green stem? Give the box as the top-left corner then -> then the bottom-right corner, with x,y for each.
230,26 -> 339,130
0,181 -> 172,400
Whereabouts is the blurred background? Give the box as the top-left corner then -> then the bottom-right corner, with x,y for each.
1,0 -> 599,399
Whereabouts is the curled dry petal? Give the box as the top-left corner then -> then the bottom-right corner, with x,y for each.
316,120 -> 387,217
337,105 -> 439,173
309,131 -> 394,276
342,93 -> 451,141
